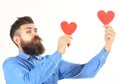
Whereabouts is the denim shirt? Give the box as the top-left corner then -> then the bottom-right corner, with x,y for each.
3,48 -> 109,84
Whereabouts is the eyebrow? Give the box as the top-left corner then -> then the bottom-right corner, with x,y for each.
25,27 -> 37,30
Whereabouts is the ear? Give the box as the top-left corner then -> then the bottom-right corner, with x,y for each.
13,36 -> 20,46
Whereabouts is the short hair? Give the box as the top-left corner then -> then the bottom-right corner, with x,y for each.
10,16 -> 34,42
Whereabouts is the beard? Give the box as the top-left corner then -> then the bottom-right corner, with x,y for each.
20,36 -> 45,56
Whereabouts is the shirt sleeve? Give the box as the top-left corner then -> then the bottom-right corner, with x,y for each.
58,48 -> 109,79
3,51 -> 61,84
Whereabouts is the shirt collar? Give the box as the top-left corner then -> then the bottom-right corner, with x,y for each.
18,51 -> 41,60
18,51 -> 31,60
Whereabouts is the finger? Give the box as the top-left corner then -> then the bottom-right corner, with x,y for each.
105,28 -> 116,36
105,33 -> 115,41
105,27 -> 114,33
105,34 -> 111,40
105,27 -> 116,37
105,30 -> 115,37
67,41 -> 71,47
103,25 -> 112,29
65,39 -> 71,47
64,35 -> 73,39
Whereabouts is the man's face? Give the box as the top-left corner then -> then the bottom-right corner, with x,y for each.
18,23 -> 45,56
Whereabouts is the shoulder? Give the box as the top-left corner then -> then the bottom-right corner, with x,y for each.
3,56 -> 18,69
3,57 -> 16,64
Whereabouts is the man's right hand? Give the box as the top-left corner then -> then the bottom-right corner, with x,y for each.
104,25 -> 116,52
57,35 -> 72,55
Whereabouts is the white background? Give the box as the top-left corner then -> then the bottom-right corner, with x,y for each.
0,0 -> 120,84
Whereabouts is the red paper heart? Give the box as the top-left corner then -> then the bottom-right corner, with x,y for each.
61,21 -> 77,35
97,10 -> 115,24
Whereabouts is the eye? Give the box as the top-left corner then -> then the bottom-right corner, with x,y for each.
34,28 -> 38,33
34,30 -> 37,33
26,30 -> 32,33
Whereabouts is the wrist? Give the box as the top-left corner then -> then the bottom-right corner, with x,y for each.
104,45 -> 111,52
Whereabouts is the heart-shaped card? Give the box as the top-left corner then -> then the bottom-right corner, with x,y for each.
97,10 -> 115,24
60,21 -> 77,35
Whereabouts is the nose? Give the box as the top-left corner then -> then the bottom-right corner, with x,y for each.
32,31 -> 38,38
33,31 -> 38,36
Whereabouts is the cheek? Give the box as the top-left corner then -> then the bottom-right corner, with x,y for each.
20,35 -> 32,42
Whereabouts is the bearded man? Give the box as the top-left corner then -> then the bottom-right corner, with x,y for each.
3,16 -> 116,84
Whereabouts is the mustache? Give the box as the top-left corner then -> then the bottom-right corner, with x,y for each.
32,36 -> 42,42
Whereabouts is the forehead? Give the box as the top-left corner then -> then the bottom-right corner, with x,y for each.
20,23 -> 35,30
